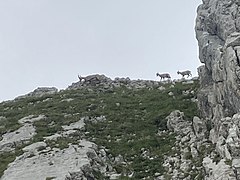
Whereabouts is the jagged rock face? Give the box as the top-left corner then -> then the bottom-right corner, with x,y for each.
165,110 -> 240,179
196,1 -> 240,179
196,0 -> 240,120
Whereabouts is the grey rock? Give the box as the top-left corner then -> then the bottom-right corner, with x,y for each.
196,0 -> 240,120
16,87 -> 58,99
168,92 -> 174,96
44,133 -> 62,141
210,114 -> 240,159
166,110 -> 192,136
195,1 -> 240,177
62,118 -> 85,131
1,141 -> 97,180
114,154 -> 124,164
182,80 -> 194,85
232,158 -> 240,179
68,74 -> 172,91
158,86 -> 166,91
192,116 -> 207,140
0,115 -> 45,153
202,157 -> 235,180
190,144 -> 199,158
18,115 -> 46,124
179,160 -> 191,173
1,114 -> 113,180
22,142 -> 47,153
109,173 -> 121,180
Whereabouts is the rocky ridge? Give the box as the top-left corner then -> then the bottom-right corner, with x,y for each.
68,74 -> 162,90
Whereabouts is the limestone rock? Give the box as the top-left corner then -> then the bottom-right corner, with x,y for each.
166,110 -> 192,136
0,115 -> 45,153
196,1 -> 240,177
209,114 -> 240,160
30,87 -> 58,97
232,158 -> 240,179
192,116 -> 207,140
22,142 -> 47,153
16,87 -> 58,99
68,74 -> 169,90
196,0 -> 240,120
62,117 -> 85,131
18,115 -> 46,124
202,157 -> 235,180
1,141 -> 99,180
158,86 -> 166,91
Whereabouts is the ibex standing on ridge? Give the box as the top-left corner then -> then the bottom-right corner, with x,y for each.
78,75 -> 86,82
156,73 -> 171,81
177,70 -> 192,78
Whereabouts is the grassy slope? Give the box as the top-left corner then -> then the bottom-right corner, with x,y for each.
0,80 -> 199,179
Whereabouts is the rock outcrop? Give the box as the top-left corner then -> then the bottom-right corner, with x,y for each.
196,0 -> 240,179
1,141 -> 97,180
16,87 -> 58,99
163,110 -> 240,179
196,0 -> 240,119
68,74 -> 162,90
162,110 -> 209,179
0,116 -> 111,180
0,115 -> 45,153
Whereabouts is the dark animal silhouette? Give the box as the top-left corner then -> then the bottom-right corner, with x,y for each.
156,73 -> 171,80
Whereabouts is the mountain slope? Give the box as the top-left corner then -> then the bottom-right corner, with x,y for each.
0,77 -> 199,179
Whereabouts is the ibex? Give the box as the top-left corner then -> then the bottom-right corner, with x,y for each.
156,73 -> 171,81
78,75 -> 85,82
78,74 -> 100,84
177,70 -> 192,78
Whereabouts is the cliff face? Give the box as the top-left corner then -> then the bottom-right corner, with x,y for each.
196,0 -> 240,120
196,1 -> 240,179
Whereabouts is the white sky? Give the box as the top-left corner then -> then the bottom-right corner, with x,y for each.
0,0 -> 202,102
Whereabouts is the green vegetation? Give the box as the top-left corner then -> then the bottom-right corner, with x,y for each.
0,148 -> 23,177
0,80 -> 200,179
0,152 -> 17,177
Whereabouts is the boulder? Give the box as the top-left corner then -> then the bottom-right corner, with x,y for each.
166,110 -> 192,136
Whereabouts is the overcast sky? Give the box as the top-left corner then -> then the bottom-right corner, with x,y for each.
0,0 -> 202,102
